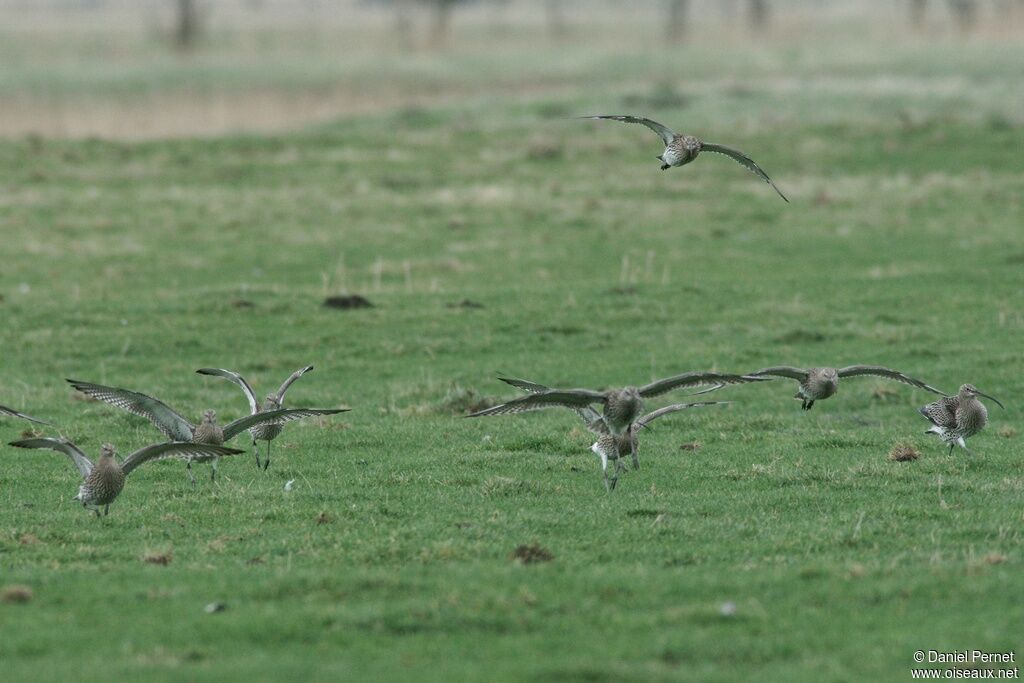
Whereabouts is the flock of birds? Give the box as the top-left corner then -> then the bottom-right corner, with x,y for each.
1,114 -> 1008,507
2,367 -> 347,515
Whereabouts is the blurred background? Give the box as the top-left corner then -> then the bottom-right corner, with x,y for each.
2,0 -> 1023,140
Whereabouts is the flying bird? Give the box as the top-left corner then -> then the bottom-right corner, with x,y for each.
747,365 -> 946,410
468,371 -> 758,435
196,365 -> 322,470
8,438 -> 243,516
920,384 -> 1005,455
67,379 -> 347,484
579,115 -> 788,202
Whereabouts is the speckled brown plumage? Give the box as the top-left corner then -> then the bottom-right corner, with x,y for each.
921,384 -> 1004,455
748,365 -> 946,410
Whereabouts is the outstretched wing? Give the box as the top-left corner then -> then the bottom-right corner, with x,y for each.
67,379 -> 194,442
701,142 -> 788,202
837,366 -> 946,395
222,407 -> 348,441
635,401 -> 731,429
639,372 -> 764,398
747,366 -> 809,381
120,442 -> 245,476
196,368 -> 259,414
467,390 -> 607,419
498,377 -> 606,432
0,404 -> 50,426
8,437 -> 93,478
579,115 -> 677,146
275,365 -> 314,402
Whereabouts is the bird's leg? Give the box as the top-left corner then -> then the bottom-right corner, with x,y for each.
631,444 -> 640,471
186,461 -> 197,489
948,442 -> 955,456
252,439 -> 261,469
262,441 -> 271,471
210,457 -> 218,483
599,449 -> 611,492
104,504 -> 110,516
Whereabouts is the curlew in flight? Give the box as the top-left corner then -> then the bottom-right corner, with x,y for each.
579,115 -> 788,201
747,365 -> 945,410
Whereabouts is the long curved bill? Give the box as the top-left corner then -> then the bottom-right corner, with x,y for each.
977,390 -> 1005,409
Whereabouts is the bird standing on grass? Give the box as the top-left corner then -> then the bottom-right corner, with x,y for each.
8,438 -> 243,516
920,384 -> 1004,455
0,404 -> 49,426
578,115 -> 789,202
66,379 -> 347,485
195,365 -> 317,471
746,365 -> 946,410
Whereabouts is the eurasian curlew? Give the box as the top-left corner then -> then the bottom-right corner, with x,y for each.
67,379 -> 347,484
920,384 -> 1005,455
0,404 -> 49,426
8,438 -> 243,516
579,115 -> 788,201
195,365 -> 317,470
747,365 -> 946,410
590,402 -> 729,491
468,372 -> 758,435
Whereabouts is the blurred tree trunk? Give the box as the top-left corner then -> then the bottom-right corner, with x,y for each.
748,0 -> 770,32
910,0 -> 927,29
175,0 -> 200,49
948,0 -> 978,32
394,0 -> 415,50
665,0 -> 689,44
546,0 -> 567,39
428,0 -> 455,49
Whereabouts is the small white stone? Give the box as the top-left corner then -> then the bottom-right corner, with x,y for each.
284,479 -> 295,491
719,601 -> 737,617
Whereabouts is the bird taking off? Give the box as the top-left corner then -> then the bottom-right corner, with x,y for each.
578,115 -> 788,202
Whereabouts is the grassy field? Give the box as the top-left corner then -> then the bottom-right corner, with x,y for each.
1,13 -> 1023,682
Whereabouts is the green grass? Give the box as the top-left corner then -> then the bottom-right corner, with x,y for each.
1,32 -> 1024,682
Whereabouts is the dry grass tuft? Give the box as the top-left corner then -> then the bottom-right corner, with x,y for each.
680,442 -> 702,452
888,442 -> 921,462
511,543 -> 554,565
998,426 -> 1016,438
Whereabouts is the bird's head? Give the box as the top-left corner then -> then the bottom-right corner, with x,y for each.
960,384 -> 1005,409
202,409 -> 217,423
265,395 -> 282,410
99,443 -> 117,459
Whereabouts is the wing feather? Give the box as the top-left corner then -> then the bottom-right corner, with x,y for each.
467,390 -> 607,419
701,142 -> 788,202
635,401 -> 731,429
580,115 -> 677,146
67,379 -> 195,441
222,407 -> 348,441
498,377 -> 606,431
196,368 -> 259,414
0,404 -> 50,425
275,365 -> 314,402
837,365 -> 946,395
639,372 -> 764,398
747,367 -> 810,381
8,437 -> 93,478
120,442 -> 245,476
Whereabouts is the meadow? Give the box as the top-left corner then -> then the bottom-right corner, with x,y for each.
0,7 -> 1023,681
